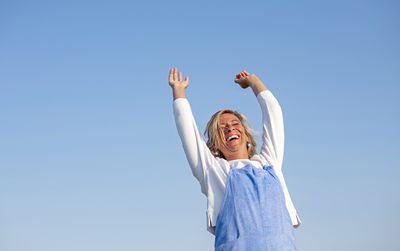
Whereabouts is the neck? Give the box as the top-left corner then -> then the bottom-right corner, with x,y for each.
224,151 -> 249,161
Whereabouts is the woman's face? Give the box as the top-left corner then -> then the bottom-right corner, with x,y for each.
217,113 -> 249,160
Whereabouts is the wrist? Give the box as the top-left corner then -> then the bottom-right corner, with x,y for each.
173,88 -> 186,100
248,77 -> 267,96
247,75 -> 262,87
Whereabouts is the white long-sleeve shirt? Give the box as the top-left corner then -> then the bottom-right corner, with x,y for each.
173,90 -> 301,235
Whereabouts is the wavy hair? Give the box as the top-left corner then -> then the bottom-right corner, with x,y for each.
204,109 -> 257,159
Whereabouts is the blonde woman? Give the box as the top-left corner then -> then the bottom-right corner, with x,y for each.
169,68 -> 301,250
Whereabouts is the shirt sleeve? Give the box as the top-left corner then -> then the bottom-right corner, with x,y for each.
256,90 -> 285,170
173,98 -> 220,195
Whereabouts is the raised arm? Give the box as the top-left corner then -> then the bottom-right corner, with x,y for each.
169,68 -> 219,195
235,70 -> 285,169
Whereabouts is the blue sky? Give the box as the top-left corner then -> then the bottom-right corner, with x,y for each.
1,0 -> 399,250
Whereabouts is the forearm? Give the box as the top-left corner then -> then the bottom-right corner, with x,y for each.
257,90 -> 285,168
249,77 -> 268,96
174,98 -> 218,193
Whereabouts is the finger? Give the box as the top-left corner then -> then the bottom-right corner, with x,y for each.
178,72 -> 182,82
243,70 -> 249,76
240,72 -> 245,78
185,76 -> 189,84
234,77 -> 243,83
169,68 -> 174,83
174,68 -> 177,81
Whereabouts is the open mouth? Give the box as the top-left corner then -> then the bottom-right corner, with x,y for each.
227,135 -> 239,142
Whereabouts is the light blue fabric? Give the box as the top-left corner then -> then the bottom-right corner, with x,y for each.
215,165 -> 297,251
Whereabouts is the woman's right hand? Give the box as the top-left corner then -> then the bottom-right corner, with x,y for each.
169,67 -> 189,99
169,67 -> 189,89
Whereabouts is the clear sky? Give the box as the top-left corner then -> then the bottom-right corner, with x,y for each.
1,0 -> 399,250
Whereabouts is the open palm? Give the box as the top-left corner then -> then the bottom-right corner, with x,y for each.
169,68 -> 189,89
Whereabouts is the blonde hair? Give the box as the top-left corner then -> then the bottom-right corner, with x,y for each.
204,109 -> 257,159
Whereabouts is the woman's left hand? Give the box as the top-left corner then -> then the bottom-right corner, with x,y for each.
234,70 -> 259,89
234,70 -> 267,95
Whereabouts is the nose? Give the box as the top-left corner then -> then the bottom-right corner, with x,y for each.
226,124 -> 235,132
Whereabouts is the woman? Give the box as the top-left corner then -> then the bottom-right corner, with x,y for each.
169,68 -> 301,250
